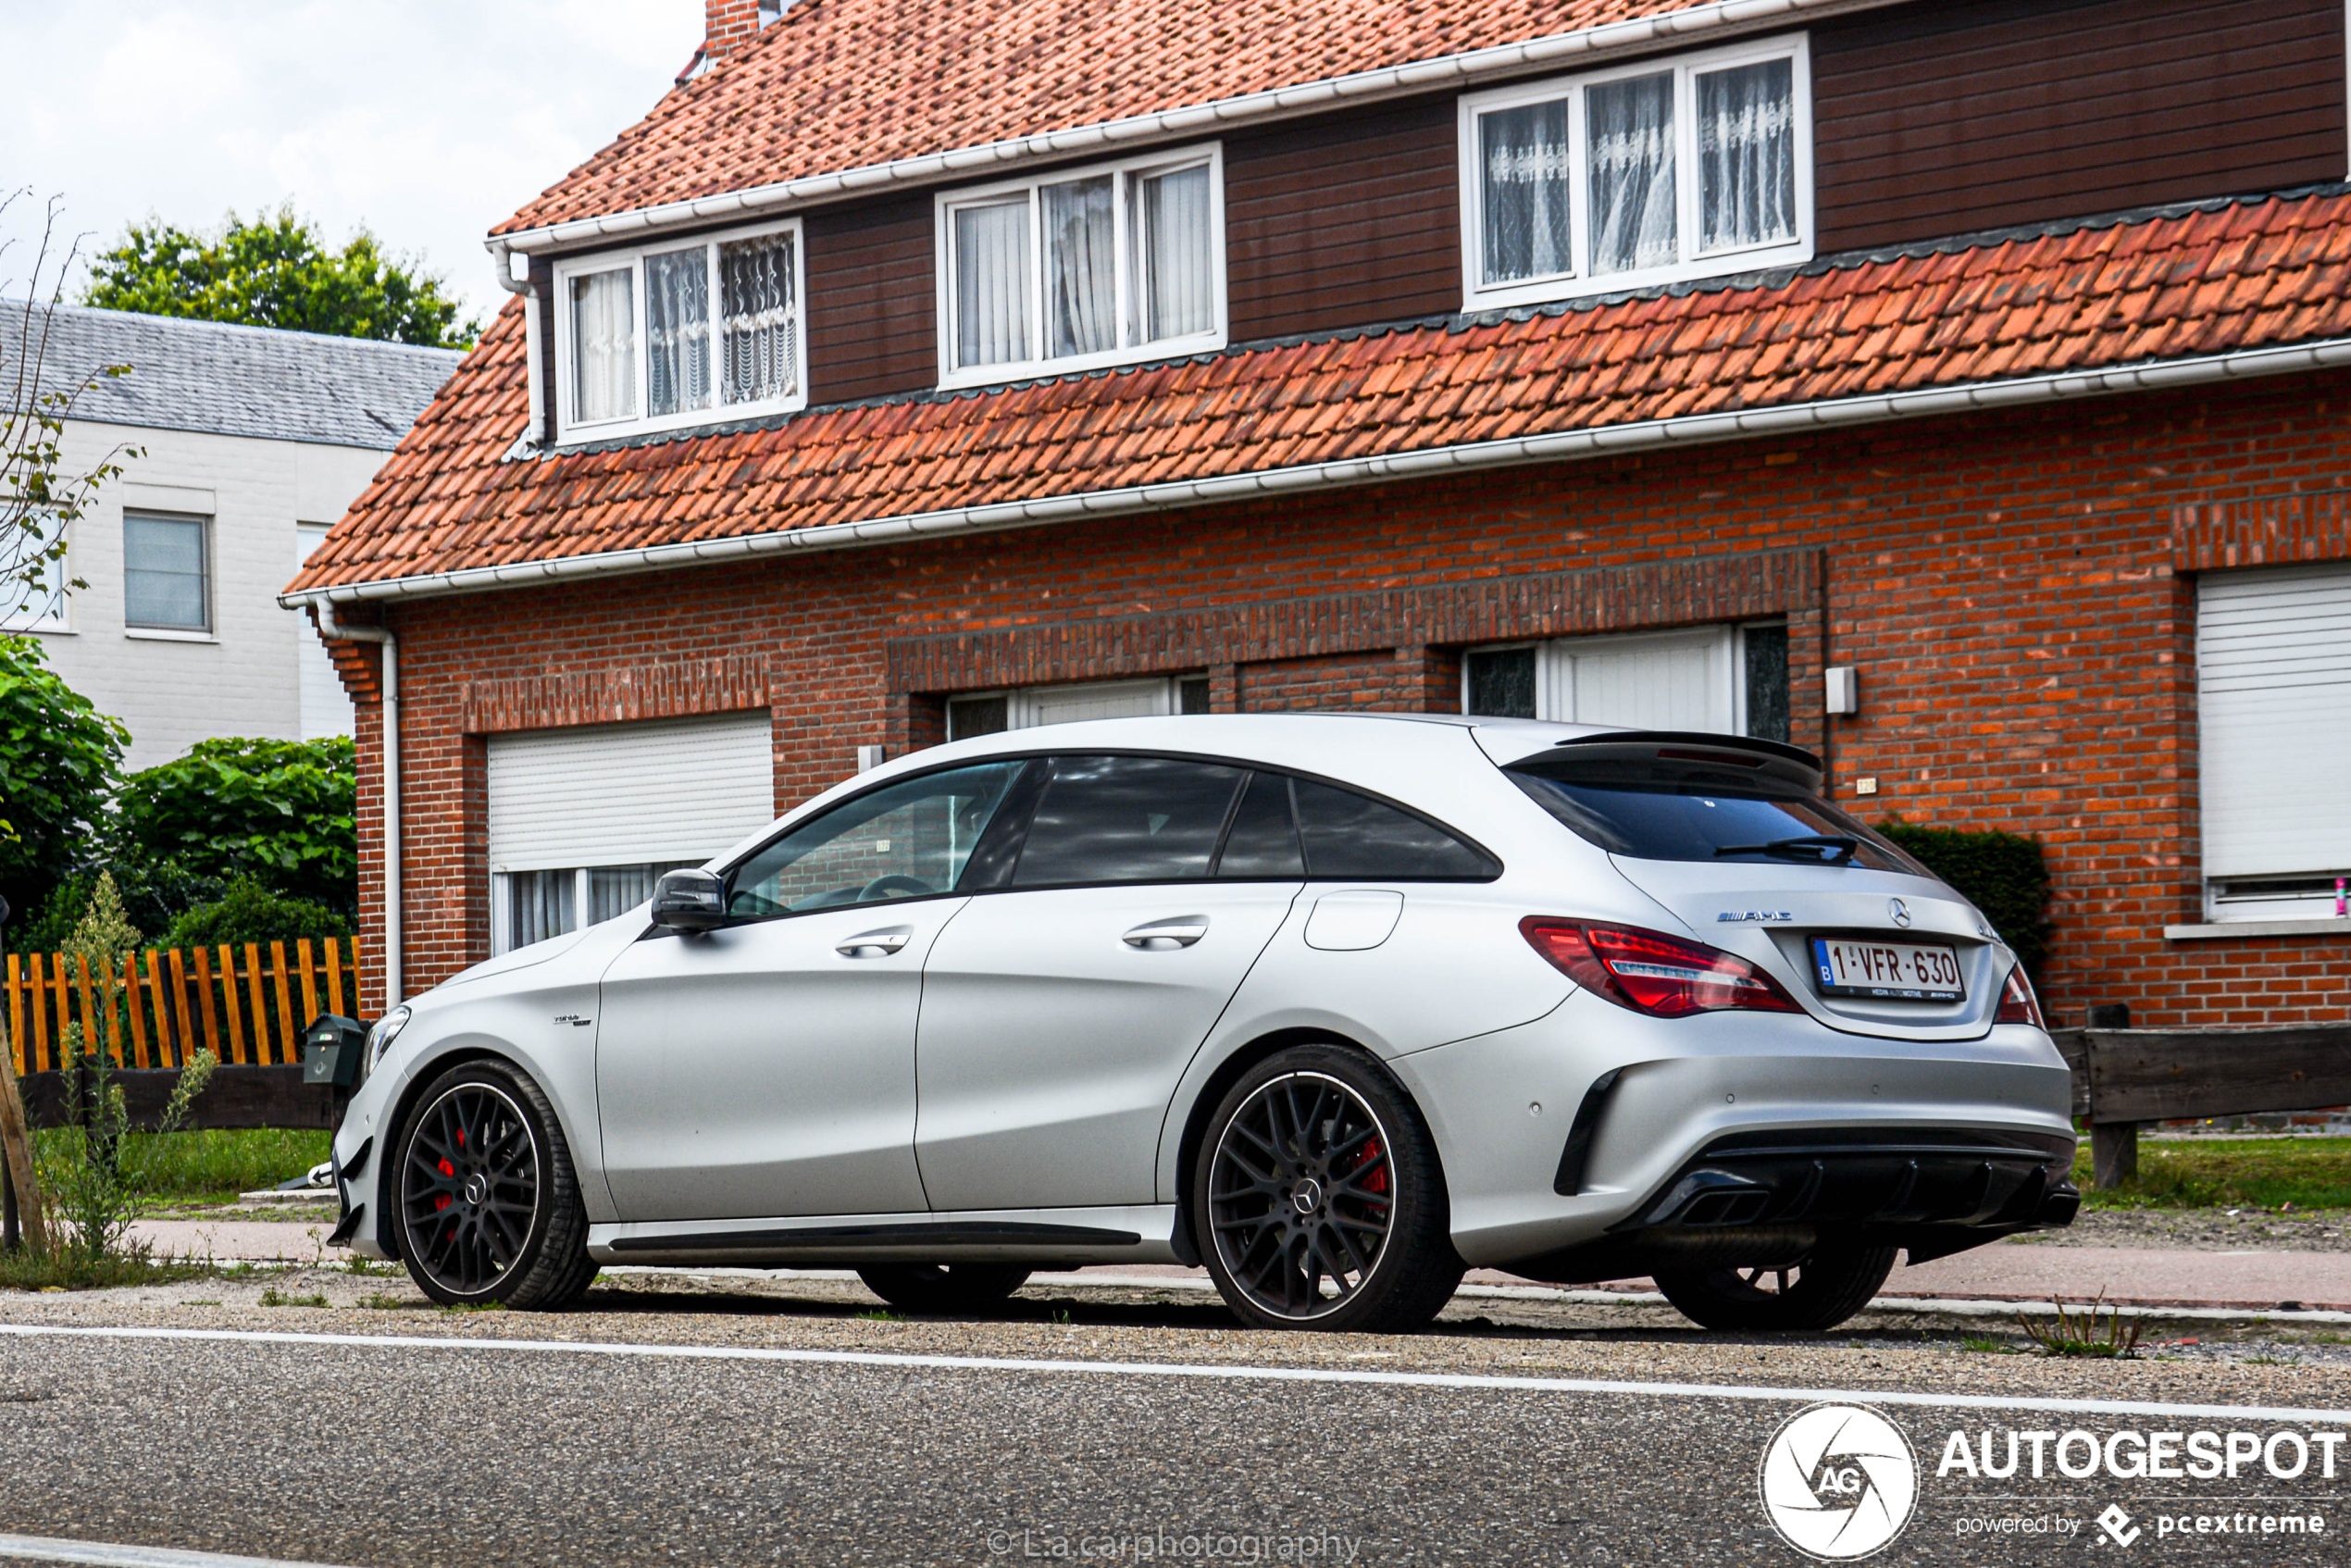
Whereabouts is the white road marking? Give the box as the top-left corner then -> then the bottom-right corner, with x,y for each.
0,1535 -> 356,1568
2,1321 -> 2346,1424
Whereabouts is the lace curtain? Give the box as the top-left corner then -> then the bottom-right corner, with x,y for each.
1479,99 -> 1573,285
1697,59 -> 1797,253
956,199 -> 1032,368
720,234 -> 798,404
645,246 -> 712,417
1586,71 -> 1677,276
569,268 -> 637,421
1138,163 -> 1213,342
1045,175 -> 1116,358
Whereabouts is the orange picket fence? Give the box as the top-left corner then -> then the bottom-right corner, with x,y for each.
4,936 -> 363,1075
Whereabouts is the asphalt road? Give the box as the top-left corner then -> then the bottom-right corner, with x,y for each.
3,1275 -> 2350,1567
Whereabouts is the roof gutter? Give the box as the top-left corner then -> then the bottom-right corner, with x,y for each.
485,0 -> 1897,271
280,334 -> 2351,610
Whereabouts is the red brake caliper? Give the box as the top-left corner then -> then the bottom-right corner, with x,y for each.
1352,1137 -> 1388,1201
436,1155 -> 455,1212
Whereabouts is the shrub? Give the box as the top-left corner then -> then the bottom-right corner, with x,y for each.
161,877 -> 351,952
112,736 -> 356,916
1877,817 -> 2053,979
34,873 -> 218,1271
0,635 -> 129,927
8,851 -> 228,955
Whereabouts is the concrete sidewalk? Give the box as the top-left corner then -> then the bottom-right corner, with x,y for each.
124,1217 -> 2351,1314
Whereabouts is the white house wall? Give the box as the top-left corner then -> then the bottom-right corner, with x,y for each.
25,419 -> 384,769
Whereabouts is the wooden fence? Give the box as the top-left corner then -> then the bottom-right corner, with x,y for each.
2053,1022 -> 2351,1188
5,936 -> 362,1076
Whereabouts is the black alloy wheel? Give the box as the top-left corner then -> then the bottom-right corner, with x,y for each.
1196,1045 -> 1462,1333
395,1060 -> 594,1309
855,1263 -> 1032,1314
1651,1243 -> 1899,1332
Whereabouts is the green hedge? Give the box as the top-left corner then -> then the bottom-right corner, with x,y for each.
1876,818 -> 2052,980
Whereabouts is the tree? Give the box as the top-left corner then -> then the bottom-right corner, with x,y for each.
110,736 -> 357,916
0,634 -> 129,930
2,191 -> 141,627
81,208 -> 479,349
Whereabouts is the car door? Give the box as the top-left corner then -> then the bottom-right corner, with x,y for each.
914,755 -> 1303,1214
594,759 -> 1026,1222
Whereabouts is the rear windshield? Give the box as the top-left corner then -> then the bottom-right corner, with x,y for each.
1506,756 -> 1929,874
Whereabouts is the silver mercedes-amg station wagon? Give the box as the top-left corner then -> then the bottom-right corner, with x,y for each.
329,714 -> 2077,1333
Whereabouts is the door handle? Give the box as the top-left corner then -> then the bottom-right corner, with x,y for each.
1123,917 -> 1208,950
836,928 -> 911,957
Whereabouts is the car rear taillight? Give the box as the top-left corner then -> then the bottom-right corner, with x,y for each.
1520,918 -> 1803,1018
1995,965 -> 2045,1027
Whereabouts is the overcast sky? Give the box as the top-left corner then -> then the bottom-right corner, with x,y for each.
0,1 -> 705,328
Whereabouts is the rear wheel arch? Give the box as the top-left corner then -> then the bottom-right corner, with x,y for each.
1170,1027 -> 1421,1266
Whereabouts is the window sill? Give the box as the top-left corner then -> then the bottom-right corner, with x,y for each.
937,331 -> 1227,394
2164,917 -> 2351,940
0,626 -> 72,636
124,627 -> 218,644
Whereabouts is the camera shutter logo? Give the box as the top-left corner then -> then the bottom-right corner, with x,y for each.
1758,1404 -> 1919,1560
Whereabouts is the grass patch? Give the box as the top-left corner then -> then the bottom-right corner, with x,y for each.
355,1292 -> 406,1311
0,1245 -> 206,1292
2072,1137 -> 2351,1211
1960,1336 -> 2021,1355
2021,1296 -> 2145,1359
854,1308 -> 902,1322
31,1127 -> 330,1203
257,1288 -> 330,1308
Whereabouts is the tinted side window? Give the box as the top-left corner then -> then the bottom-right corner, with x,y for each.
1013,755 -> 1245,887
1291,778 -> 1499,880
1213,771 -> 1305,878
728,761 -> 1024,917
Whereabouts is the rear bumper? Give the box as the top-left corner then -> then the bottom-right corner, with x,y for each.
1510,1126 -> 2078,1284
1391,989 -> 2076,1272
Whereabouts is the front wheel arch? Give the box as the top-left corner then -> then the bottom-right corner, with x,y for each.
370,1046 -> 534,1263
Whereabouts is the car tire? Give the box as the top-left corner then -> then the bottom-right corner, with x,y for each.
856,1263 -> 1033,1314
1651,1243 -> 1898,1332
1193,1043 -> 1463,1334
394,1059 -> 595,1311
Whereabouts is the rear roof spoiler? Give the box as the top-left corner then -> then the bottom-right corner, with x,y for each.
1524,729 -> 1824,793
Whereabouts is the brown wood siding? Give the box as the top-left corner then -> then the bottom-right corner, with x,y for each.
1814,0 -> 2347,254
1225,95 -> 1460,341
805,193 -> 936,404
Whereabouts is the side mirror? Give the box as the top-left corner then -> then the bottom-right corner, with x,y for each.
650,868 -> 728,933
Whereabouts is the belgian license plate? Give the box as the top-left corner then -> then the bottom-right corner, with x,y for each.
1810,937 -> 1964,1002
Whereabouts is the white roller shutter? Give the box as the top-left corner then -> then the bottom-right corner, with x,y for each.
2196,563 -> 2351,881
487,714 -> 776,874
1543,627 -> 1735,730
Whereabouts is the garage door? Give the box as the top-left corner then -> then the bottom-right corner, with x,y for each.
487,714 -> 776,949
2196,563 -> 2351,918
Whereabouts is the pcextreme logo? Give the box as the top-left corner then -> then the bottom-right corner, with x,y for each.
1759,1404 -> 1921,1561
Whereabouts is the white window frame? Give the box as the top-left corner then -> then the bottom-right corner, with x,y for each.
1457,33 -> 1813,313
1462,622 -> 1783,735
2,515 -> 71,634
551,215 -> 807,445
121,508 -> 213,635
934,143 -> 1228,391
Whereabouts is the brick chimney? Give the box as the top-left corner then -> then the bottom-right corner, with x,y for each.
682,0 -> 784,82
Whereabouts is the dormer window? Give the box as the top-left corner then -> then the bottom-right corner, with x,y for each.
937,144 -> 1226,389
1460,36 -> 1811,311
553,218 -> 805,442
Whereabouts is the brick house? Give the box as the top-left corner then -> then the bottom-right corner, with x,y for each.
285,0 -> 2351,1027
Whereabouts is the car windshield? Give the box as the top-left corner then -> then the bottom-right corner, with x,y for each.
1506,755 -> 1928,873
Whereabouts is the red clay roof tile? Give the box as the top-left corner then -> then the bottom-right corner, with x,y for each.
292,192 -> 2351,596
499,0 -> 1724,237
